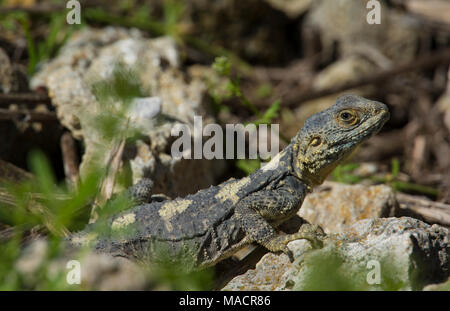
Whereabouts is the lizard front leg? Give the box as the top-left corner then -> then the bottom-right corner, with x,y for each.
235,191 -> 325,262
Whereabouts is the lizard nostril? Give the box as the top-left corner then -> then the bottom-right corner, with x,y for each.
374,107 -> 386,115
371,101 -> 388,115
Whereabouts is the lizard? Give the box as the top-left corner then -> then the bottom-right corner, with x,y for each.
69,94 -> 390,269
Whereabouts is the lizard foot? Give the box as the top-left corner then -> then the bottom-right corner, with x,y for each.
296,223 -> 326,249
262,224 -> 326,262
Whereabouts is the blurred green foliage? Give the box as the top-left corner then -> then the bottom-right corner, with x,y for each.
235,159 -> 261,176
20,12 -> 81,74
296,246 -> 411,291
0,149 -> 214,290
211,56 -> 282,175
0,150 -> 99,290
90,63 -> 147,143
92,64 -> 145,104
0,61 -> 214,290
82,0 -> 250,71
0,150 -> 99,233
212,56 -> 260,116
84,0 -> 186,41
332,158 -> 438,198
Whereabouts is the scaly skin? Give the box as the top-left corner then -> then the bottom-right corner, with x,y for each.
70,94 -> 390,269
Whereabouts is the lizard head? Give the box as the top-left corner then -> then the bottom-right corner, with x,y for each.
291,94 -> 390,188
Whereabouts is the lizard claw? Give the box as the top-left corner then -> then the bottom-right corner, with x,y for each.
309,236 -> 324,249
297,223 -> 326,249
283,247 -> 295,263
262,236 -> 293,261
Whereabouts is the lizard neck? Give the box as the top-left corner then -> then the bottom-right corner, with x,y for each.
285,143 -> 324,193
257,146 -> 313,192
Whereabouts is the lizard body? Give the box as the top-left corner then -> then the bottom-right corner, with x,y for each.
70,94 -> 390,269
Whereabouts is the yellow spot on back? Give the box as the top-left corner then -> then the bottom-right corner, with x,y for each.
261,151 -> 285,172
111,213 -> 136,230
215,176 -> 251,204
71,232 -> 98,245
159,199 -> 192,220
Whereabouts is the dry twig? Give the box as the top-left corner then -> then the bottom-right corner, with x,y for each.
396,192 -> 450,227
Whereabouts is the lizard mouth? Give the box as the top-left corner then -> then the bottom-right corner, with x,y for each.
367,109 -> 390,137
355,109 -> 390,141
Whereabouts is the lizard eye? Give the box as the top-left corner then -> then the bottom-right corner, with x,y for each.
309,136 -> 322,147
338,109 -> 358,126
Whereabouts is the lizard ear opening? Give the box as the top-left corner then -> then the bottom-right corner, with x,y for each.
309,136 -> 322,147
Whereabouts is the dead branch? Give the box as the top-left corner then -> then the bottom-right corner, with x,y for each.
0,108 -> 57,122
60,132 -> 80,189
395,192 -> 450,227
0,159 -> 33,183
0,93 -> 51,106
263,47 -> 450,108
